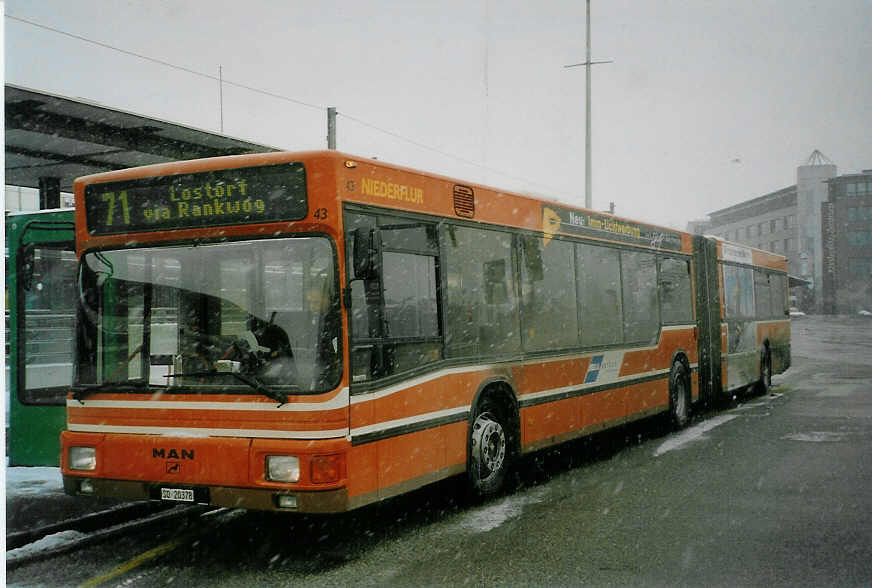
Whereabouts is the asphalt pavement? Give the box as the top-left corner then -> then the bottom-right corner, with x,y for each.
6,314 -> 872,587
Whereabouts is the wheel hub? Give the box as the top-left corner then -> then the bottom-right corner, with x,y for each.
472,413 -> 506,481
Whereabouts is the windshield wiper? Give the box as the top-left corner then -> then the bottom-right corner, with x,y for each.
72,379 -> 149,402
166,371 -> 288,406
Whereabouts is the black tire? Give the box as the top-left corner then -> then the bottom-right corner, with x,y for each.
467,397 -> 510,498
668,360 -> 691,429
756,348 -> 772,396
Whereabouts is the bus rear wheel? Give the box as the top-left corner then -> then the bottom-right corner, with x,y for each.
668,360 -> 691,429
468,398 -> 509,498
756,348 -> 772,396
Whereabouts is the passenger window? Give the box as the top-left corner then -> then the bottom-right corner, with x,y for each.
520,235 -> 578,351
345,212 -> 442,383
770,274 -> 787,317
20,245 -> 78,404
723,264 -> 755,318
754,271 -> 772,318
443,225 -> 520,357
575,243 -> 623,347
621,251 -> 659,343
659,257 -> 693,324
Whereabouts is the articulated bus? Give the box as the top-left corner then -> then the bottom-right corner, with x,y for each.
61,151 -> 789,512
6,209 -> 77,466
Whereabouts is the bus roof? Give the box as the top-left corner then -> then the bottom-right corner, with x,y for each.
74,150 -> 694,255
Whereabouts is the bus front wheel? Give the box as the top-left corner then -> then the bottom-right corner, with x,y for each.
468,397 -> 509,498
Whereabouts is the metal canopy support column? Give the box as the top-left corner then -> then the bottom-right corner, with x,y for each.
38,177 -> 60,209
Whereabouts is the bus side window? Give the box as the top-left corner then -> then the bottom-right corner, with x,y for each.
345,212 -> 378,383
576,243 -> 623,348
659,257 -> 693,324
20,246 -> 77,404
621,250 -> 659,343
770,274 -> 787,317
345,212 -> 442,383
520,235 -> 579,351
754,270 -> 772,318
382,250 -> 440,373
443,225 -> 520,358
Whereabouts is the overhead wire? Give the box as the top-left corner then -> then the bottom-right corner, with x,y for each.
6,13 -> 574,198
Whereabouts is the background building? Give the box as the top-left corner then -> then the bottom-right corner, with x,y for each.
822,170 -> 872,313
697,150 -> 872,313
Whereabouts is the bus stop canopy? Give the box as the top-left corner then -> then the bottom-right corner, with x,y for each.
5,84 -> 279,195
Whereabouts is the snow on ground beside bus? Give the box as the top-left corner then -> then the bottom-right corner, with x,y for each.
653,414 -> 739,457
5,466 -> 65,498
4,467 -> 75,560
6,530 -> 89,561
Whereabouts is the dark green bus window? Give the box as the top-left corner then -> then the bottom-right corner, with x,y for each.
20,246 -> 77,404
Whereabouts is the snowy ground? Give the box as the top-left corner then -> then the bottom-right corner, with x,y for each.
4,467 -> 94,564
5,466 -> 65,499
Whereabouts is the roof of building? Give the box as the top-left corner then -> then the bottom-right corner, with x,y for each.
5,85 -> 279,192
708,184 -> 797,226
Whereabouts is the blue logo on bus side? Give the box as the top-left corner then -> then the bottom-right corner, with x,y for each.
585,355 -> 604,384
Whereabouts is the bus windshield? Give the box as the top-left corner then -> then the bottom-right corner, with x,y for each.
74,237 -> 340,395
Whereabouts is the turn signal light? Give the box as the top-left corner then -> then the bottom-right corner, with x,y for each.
311,454 -> 342,484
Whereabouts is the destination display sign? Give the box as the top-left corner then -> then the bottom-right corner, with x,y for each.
84,162 -> 307,235
541,204 -> 682,251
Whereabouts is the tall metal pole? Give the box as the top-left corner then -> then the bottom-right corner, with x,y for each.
218,65 -> 224,133
327,107 -> 337,149
564,1 -> 612,211
585,0 -> 592,210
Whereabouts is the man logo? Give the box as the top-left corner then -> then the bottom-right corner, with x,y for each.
152,448 -> 195,460
166,462 -> 181,474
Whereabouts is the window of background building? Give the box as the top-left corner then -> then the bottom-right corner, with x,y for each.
847,258 -> 872,275
746,226 -> 752,239
770,219 -> 777,233
759,222 -> 766,236
848,231 -> 872,246
770,241 -> 777,252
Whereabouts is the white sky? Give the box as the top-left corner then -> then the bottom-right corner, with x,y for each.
4,0 -> 871,228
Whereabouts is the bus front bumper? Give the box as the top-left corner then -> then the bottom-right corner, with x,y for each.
62,476 -> 349,513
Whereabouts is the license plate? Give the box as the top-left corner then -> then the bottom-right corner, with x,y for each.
160,487 -> 195,502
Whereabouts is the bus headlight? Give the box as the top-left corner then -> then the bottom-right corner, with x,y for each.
69,447 -> 97,471
266,456 -> 300,482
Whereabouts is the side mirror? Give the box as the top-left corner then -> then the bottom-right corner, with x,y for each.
20,244 -> 36,291
352,228 -> 381,280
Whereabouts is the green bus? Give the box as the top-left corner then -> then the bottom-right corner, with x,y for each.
6,208 -> 76,466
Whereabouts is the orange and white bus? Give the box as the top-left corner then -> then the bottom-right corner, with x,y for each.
61,150 -> 789,512
694,237 -> 791,399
